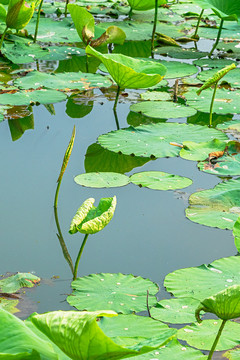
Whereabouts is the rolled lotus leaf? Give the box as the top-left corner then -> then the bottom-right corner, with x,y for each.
69,196 -> 117,235
6,0 -> 35,30
196,63 -> 236,95
195,285 -> 240,321
68,4 -> 95,44
86,45 -> 166,89
127,0 -> 166,11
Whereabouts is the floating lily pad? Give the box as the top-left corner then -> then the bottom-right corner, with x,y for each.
197,68 -> 240,88
160,60 -> 198,79
98,123 -> 227,159
67,273 -> 159,314
84,143 -> 150,174
156,46 -> 207,59
140,91 -> 171,101
14,70 -> 112,91
198,149 -> 240,176
74,172 -> 130,188
0,89 -> 67,106
164,255 -> 240,301
130,101 -> 197,119
180,139 -> 226,161
185,88 -> 240,115
0,298 -> 19,314
178,319 -> 240,351
0,273 -> 40,293
151,298 -> 200,324
130,171 -> 192,190
193,58 -> 237,68
217,120 -> 240,139
186,178 -> 240,230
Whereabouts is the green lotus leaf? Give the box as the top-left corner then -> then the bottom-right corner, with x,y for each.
0,4 -> 6,21
140,91 -> 171,101
74,172 -> 130,188
198,149 -> 240,176
147,59 -> 198,80
91,25 -> 126,47
197,66 -> 240,91
14,70 -> 112,91
31,310 -> 175,360
98,123 -> 227,159
0,298 -> 19,314
151,298 -> 201,324
6,0 -> 34,30
129,338 -> 207,360
67,273 -> 159,314
178,319 -> 240,351
0,89 -> 67,106
8,112 -> 34,141
98,314 -> 176,347
180,139 -> 227,161
85,45 -> 166,89
186,178 -> 240,230
155,46 -> 207,60
217,120 -> 240,136
68,4 -> 94,44
164,255 -> 240,301
185,88 -> 240,115
193,58 -> 237,68
66,97 -> 93,119
0,273 -> 40,293
127,0 -> 166,11
84,143 -> 150,174
69,196 -> 116,235
130,101 -> 197,119
191,0 -> 240,20
233,216 -> 240,252
196,285 -> 240,321
130,171 -> 192,191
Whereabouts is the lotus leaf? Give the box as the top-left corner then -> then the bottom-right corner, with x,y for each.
198,152 -> 240,176
0,273 -> 40,293
130,101 -> 197,119
185,88 -> 240,115
67,273 -> 158,314
127,0 -> 166,11
155,46 -> 208,59
225,348 -> 240,359
233,216 -> 240,252
69,196 -> 116,235
8,112 -> 34,141
178,319 -> 240,351
140,91 -> 171,101
0,89 -> 67,105
217,120 -> 240,135
197,67 -> 240,89
155,60 -> 198,79
129,338 -> 207,359
151,297 -> 200,324
86,45 -> 166,89
180,139 -> 227,161
98,123 -> 227,159
0,298 -> 19,314
195,285 -> 240,321
74,172 -> 130,188
84,143 -> 150,174
66,97 -> 93,118
186,178 -> 240,230
6,0 -> 35,30
14,70 -> 112,91
129,171 -> 192,190
193,59 -> 237,68
164,255 -> 240,301
191,0 -> 240,20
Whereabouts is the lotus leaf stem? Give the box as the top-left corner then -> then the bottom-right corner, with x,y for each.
0,26 -> 8,50
128,7 -> 133,20
113,85 -> 121,110
73,234 -> 89,280
65,0 -> 69,17
34,0 -> 44,43
151,0 -> 158,58
113,108 -> 120,130
209,81 -> 218,127
193,9 -> 204,39
208,319 -> 227,359
209,18 -> 224,57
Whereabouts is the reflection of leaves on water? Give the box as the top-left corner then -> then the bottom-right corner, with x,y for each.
174,190 -> 190,204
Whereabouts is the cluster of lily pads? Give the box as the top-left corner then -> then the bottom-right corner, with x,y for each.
2,0 -> 240,358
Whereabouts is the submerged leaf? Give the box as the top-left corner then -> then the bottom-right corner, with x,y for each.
0,273 -> 40,293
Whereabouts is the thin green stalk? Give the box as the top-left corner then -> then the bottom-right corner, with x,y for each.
0,26 -> 8,50
86,54 -> 89,73
64,0 -> 69,17
54,206 -> 74,274
209,81 -> 218,127
128,7 -> 133,20
113,108 -> 120,130
209,18 -> 224,57
193,8 -> 204,39
113,85 -> 120,110
34,0 -> 43,43
207,319 -> 227,359
151,0 -> 158,58
73,234 -> 89,280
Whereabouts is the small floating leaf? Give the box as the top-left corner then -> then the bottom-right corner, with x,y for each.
74,172 -> 130,188
130,171 -> 192,190
0,273 -> 40,293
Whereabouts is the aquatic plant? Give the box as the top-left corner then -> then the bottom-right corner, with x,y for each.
86,45 -> 166,109
69,196 -> 117,280
196,63 -> 236,126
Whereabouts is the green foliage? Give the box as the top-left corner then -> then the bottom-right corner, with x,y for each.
6,0 -> 35,30
127,0 -> 166,11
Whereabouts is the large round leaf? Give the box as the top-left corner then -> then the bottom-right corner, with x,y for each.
180,139 -> 226,161
160,60 -> 198,79
127,0 -> 166,11
67,273 -> 159,314
198,153 -> 240,176
191,0 -> 240,19
86,45 -> 166,89
130,171 -> 192,190
0,273 -> 40,293
185,178 -> 240,230
130,101 -> 197,119
98,123 -> 228,159
178,319 -> 240,351
197,68 -> 240,88
0,89 -> 67,106
74,172 -> 130,188
164,255 -> 240,301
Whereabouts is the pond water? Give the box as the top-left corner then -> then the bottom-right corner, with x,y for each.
0,88 -> 236,316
